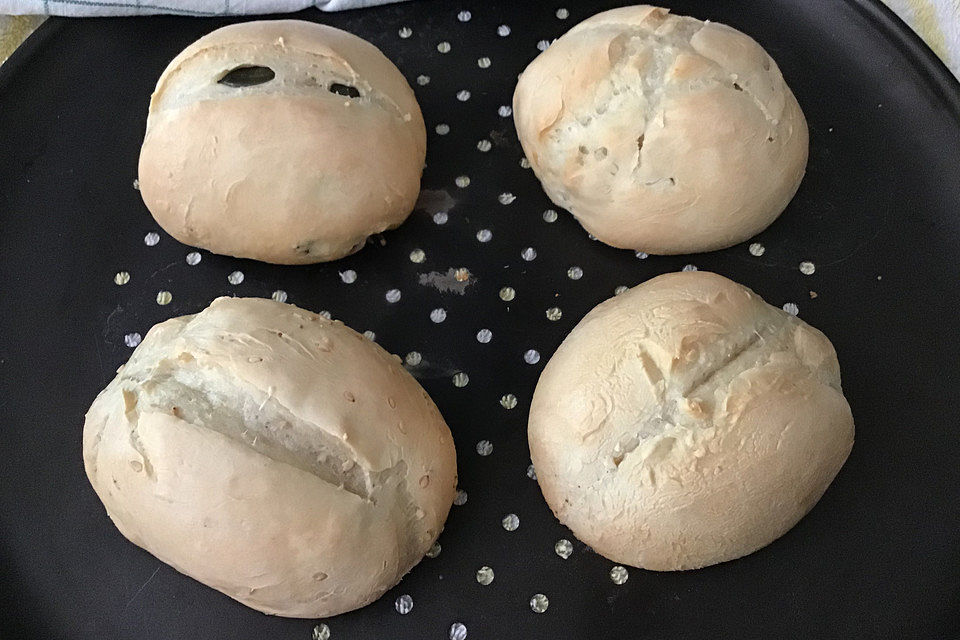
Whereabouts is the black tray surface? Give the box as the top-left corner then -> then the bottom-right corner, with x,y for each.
1,1 -> 959,639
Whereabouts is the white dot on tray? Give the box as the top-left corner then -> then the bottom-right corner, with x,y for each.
452,372 -> 469,387
114,271 -> 130,286
433,211 -> 449,225
394,594 -> 414,615
545,307 -> 562,321
502,513 -> 519,531
449,623 -> 467,640
498,105 -> 513,117
537,39 -> 551,51
567,266 -> 583,280
417,74 -> 430,85
340,269 -> 357,284
783,302 -> 799,316
800,261 -> 816,275
271,290 -> 287,303
478,56 -> 491,68
409,249 -> 426,263
521,247 -> 537,261
556,7 -> 569,19
185,251 -> 201,266
497,24 -> 511,36
477,440 -> 493,456
156,290 -> 172,306
385,289 -> 401,303
143,232 -> 160,246
499,286 -> 516,301
124,333 -> 142,348
405,351 -> 422,366
430,308 -> 447,323
524,349 -> 541,365
227,270 -> 244,285
437,41 -> 451,53
555,539 -> 573,559
436,123 -> 450,135
455,175 -> 470,188
454,489 -> 468,506
457,9 -> 471,22
476,566 -> 495,585
749,242 -> 766,257
543,209 -> 558,223
457,90 -> 471,101
312,624 -> 330,640
610,565 -> 629,585
476,229 -> 493,243
501,394 -> 518,409
476,328 -> 493,343
530,593 -> 549,613
498,192 -> 516,205
398,26 -> 413,38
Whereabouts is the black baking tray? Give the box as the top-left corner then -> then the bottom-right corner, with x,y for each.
1,1 -> 959,638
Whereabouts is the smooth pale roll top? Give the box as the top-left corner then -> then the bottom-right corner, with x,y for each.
83,297 -> 456,617
138,20 -> 427,264
513,6 -> 809,254
528,271 -> 853,570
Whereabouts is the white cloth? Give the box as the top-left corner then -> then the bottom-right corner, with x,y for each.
0,0 -> 402,16
0,0 -> 956,80
881,0 -> 959,77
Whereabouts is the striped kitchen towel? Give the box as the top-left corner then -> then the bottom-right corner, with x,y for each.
0,1 -> 957,80
882,0 -> 959,77
0,0 -> 404,16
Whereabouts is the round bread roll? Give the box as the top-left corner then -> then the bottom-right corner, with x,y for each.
138,20 -> 427,264
82,297 -> 456,617
512,6 -> 809,254
528,271 -> 853,570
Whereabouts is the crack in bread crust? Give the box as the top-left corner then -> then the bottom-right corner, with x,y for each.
152,46 -> 407,125
546,13 -> 780,185
129,359 -> 373,502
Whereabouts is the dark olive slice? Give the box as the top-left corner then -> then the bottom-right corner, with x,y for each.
329,83 -> 361,98
218,66 -> 275,88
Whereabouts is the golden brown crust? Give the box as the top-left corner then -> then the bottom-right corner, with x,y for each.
513,6 -> 808,254
83,297 -> 456,617
138,20 -> 426,264
528,271 -> 853,570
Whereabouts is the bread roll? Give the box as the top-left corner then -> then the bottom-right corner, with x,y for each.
138,20 -> 426,264
83,297 -> 456,617
512,6 -> 808,254
528,271 -> 853,570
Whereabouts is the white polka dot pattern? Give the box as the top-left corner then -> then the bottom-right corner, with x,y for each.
98,8 -> 839,634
